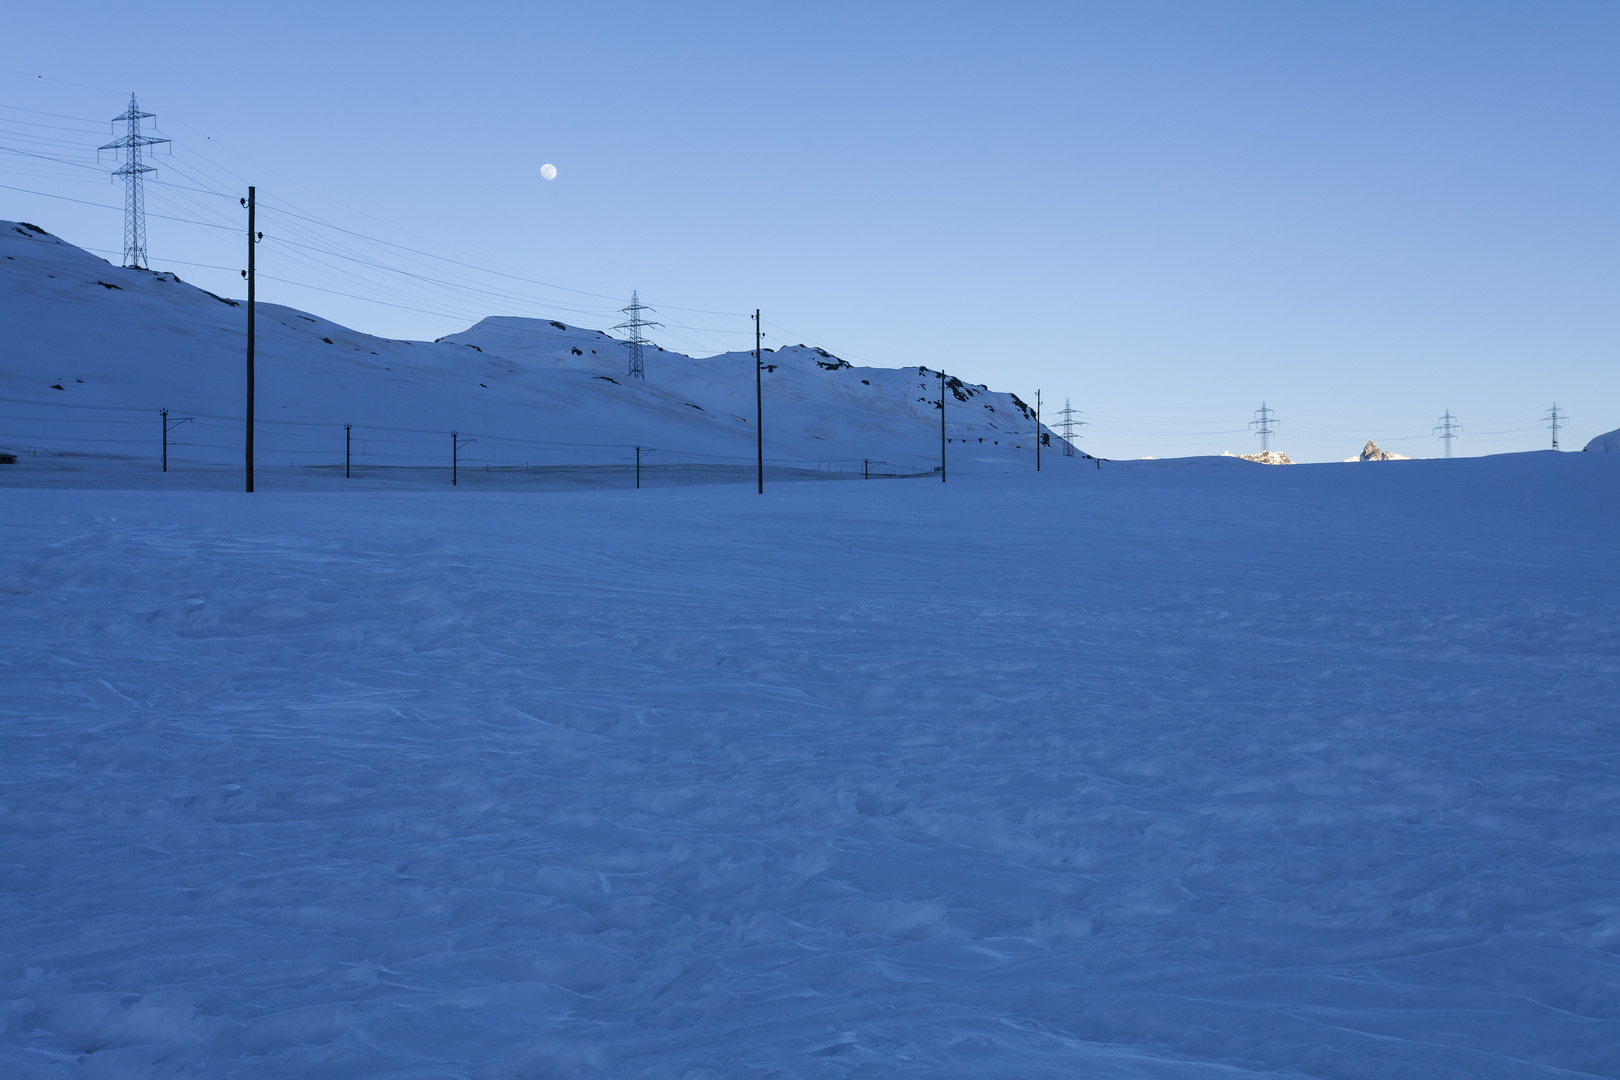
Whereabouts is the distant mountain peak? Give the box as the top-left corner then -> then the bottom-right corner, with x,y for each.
1359,441 -> 1407,461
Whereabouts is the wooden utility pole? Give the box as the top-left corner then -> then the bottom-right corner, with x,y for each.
244,186 -> 256,493
754,310 -> 763,494
940,369 -> 946,483
1036,389 -> 1041,472
344,424 -> 351,479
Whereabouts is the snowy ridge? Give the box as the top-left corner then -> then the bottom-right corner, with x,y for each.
1585,426 -> 1620,452
0,221 -> 1070,480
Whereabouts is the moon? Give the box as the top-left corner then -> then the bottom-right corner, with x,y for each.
540,163 -> 557,181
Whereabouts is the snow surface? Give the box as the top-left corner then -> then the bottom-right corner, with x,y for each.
1587,427 -> 1620,453
0,221 -> 1060,481
4,451 -> 1620,1078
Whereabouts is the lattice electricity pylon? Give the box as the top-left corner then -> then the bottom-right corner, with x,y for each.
1434,410 -> 1461,458
1250,402 -> 1278,452
1056,398 -> 1085,457
1544,403 -> 1564,450
98,94 -> 169,269
612,291 -> 661,380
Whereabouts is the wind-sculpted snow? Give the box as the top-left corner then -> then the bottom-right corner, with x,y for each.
2,453 -> 1619,1077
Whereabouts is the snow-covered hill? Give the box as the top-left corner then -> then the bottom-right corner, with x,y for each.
0,221 -> 1069,482
1586,426 -> 1620,452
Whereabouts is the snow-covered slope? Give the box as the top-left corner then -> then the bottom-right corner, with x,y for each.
1585,426 -> 1620,452
0,221 -> 1065,479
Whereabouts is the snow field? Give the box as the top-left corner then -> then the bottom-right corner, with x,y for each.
2,452 -> 1619,1078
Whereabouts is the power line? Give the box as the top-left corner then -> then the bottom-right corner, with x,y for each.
98,94 -> 168,268
1250,402 -> 1278,453
0,181 -> 232,232
1544,403 -> 1564,450
5,105 -> 754,352
0,143 -> 106,172
119,103 -> 750,319
0,100 -> 111,124
1434,410 -> 1461,458
3,87 -> 1147,438
1056,398 -> 1084,457
613,291 -> 659,380
257,201 -> 641,308
0,113 -> 107,135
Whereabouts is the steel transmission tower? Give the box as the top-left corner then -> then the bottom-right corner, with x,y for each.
1434,410 -> 1461,458
1250,402 -> 1278,452
612,291 -> 660,380
1544,403 -> 1564,450
98,94 -> 169,269
1056,398 -> 1085,457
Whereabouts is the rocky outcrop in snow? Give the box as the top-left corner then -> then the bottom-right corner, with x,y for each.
1222,450 -> 1294,465
1358,441 -> 1409,461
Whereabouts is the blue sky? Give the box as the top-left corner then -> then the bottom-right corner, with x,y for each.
3,1 -> 1617,460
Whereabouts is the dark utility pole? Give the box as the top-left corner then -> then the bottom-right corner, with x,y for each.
243,186 -> 256,493
635,445 -> 641,489
344,424 -> 351,478
160,409 -> 191,472
939,369 -> 947,483
754,309 -> 763,494
452,433 -> 474,485
1036,389 -> 1041,472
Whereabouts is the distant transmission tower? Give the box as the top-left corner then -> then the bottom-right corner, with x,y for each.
1250,402 -> 1278,452
1056,398 -> 1085,457
98,94 -> 169,269
1434,410 -> 1461,458
612,291 -> 660,380
1544,403 -> 1564,450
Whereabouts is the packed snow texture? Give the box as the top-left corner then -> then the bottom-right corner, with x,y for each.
1587,427 -> 1620,453
0,221 -> 1057,480
3,451 -> 1619,1078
